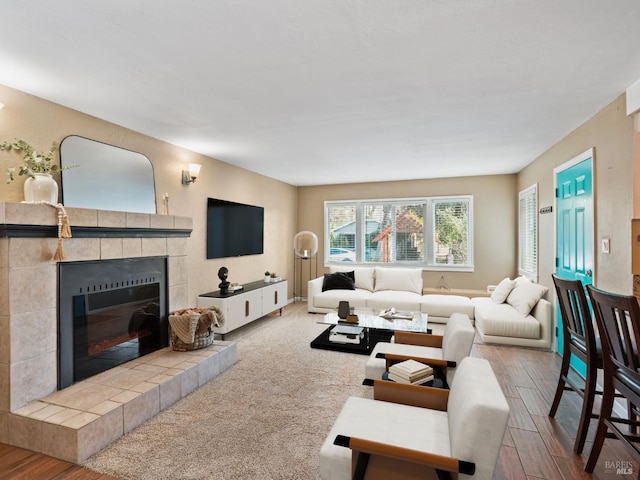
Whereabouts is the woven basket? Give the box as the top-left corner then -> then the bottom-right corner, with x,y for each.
168,307 -> 224,351
170,327 -> 215,351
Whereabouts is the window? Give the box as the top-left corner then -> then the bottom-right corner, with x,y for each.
518,184 -> 538,280
325,196 -> 473,270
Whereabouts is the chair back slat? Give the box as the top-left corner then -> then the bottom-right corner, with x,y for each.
552,275 -> 595,348
586,286 -> 640,376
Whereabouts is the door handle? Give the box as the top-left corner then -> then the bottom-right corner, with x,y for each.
586,269 -> 593,277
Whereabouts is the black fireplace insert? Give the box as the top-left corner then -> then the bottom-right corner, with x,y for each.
58,256 -> 168,389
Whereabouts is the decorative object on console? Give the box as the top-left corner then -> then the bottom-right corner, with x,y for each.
293,230 -> 318,302
218,266 -> 230,294
270,272 -> 282,282
264,271 -> 271,282
181,163 -> 201,185
1,138 -> 77,203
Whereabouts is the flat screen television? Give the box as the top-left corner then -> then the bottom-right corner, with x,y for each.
206,198 -> 264,259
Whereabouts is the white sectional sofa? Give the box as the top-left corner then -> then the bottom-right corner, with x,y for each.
307,266 -> 552,349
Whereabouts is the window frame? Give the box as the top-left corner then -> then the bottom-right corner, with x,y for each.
518,184 -> 538,281
324,195 -> 474,272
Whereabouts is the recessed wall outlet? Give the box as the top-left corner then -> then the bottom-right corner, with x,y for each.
602,238 -> 610,254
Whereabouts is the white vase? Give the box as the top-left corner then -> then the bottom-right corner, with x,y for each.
24,173 -> 58,203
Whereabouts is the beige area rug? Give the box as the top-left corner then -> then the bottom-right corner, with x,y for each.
84,302 -> 379,480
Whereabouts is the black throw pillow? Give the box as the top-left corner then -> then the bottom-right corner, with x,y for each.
322,272 -> 356,292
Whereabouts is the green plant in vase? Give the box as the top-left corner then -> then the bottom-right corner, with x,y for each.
1,139 -> 76,183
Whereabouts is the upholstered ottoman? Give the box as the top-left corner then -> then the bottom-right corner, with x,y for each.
420,294 -> 475,323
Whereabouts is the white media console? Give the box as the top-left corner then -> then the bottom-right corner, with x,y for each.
197,279 -> 288,336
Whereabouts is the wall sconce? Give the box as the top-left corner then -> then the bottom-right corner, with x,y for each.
182,163 -> 201,185
0,103 -> 4,111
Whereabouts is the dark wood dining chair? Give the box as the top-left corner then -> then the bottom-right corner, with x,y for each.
584,285 -> 640,473
548,274 -> 602,454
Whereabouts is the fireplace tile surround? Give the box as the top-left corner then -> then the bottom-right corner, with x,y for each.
0,202 -> 238,463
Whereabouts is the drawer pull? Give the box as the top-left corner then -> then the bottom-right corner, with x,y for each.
245,300 -> 249,317
274,291 -> 278,305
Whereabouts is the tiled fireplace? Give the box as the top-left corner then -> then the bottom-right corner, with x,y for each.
0,202 -> 237,463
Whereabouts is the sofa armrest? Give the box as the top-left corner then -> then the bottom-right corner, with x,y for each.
307,276 -> 325,311
395,331 -> 443,347
531,298 -> 552,348
373,379 -> 449,411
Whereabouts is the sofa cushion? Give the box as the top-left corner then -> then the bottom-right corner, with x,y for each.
506,277 -> 549,316
472,297 -> 541,339
367,290 -> 422,312
321,272 -> 355,292
313,288 -> 371,310
491,277 -> 516,304
420,295 -> 475,320
330,266 -> 375,291
374,267 -> 423,294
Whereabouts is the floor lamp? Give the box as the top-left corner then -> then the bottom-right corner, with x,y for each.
293,231 -> 318,302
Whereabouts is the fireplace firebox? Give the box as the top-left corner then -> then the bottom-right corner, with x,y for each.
58,256 -> 168,389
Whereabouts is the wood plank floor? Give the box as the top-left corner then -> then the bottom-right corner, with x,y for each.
0,341 -> 637,479
472,342 -> 639,479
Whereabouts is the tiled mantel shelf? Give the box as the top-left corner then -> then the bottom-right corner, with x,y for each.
0,202 -> 239,463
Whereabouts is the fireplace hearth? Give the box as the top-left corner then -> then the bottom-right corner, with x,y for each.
58,256 -> 169,389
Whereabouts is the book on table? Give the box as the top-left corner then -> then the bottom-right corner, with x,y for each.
389,359 -> 433,382
329,325 -> 364,344
388,372 -> 435,385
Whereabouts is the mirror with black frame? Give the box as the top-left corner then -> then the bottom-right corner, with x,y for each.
60,135 -> 156,214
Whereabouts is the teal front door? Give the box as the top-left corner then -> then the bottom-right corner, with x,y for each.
555,150 -> 594,377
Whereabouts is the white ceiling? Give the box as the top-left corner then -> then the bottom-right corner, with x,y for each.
1,1 -> 640,186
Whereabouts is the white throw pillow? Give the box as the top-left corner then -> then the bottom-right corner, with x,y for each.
506,281 -> 549,316
491,277 -> 516,304
374,267 -> 423,294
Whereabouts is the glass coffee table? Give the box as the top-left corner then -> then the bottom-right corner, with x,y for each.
310,310 -> 430,354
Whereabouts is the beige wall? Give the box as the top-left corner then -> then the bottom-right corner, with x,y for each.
0,83 -> 298,304
297,174 -> 518,293
518,93 -> 634,297
2,82 -> 633,309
